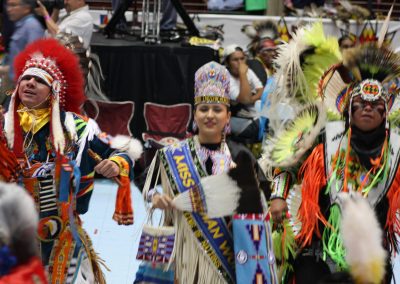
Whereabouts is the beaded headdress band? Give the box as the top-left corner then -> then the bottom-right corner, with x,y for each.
194,61 -> 230,106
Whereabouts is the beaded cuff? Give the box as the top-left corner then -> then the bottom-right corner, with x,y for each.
270,171 -> 292,199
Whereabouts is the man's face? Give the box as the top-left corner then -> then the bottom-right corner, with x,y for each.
351,96 -> 386,132
7,0 -> 31,22
64,0 -> 81,12
340,38 -> 355,51
18,75 -> 51,109
259,48 -> 277,69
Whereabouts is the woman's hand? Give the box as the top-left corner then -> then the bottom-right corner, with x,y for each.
94,159 -> 120,178
270,198 -> 288,224
35,1 -> 48,17
238,61 -> 248,76
152,194 -> 174,210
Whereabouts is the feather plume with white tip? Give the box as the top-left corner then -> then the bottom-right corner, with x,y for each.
172,173 -> 241,218
110,135 -> 143,161
51,94 -> 66,154
64,112 -> 78,142
339,192 -> 386,284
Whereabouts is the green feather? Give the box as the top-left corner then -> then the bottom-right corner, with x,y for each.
271,106 -> 319,163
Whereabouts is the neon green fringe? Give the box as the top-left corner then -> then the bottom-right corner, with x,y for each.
322,204 -> 348,269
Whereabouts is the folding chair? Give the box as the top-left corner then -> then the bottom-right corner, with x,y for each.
142,102 -> 192,167
82,99 -> 135,136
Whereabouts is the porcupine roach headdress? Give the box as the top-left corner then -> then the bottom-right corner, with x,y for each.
5,38 -> 85,157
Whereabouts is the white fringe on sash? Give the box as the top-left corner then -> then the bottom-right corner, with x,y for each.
144,152 -> 231,284
172,212 -> 228,284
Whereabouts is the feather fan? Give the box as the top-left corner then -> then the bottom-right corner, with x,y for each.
173,150 -> 262,218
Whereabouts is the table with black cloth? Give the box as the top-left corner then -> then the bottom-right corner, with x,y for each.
90,32 -> 219,140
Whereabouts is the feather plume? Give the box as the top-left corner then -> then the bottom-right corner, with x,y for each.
339,192 -> 386,284
241,24 -> 258,39
51,95 -> 66,154
377,5 -> 393,48
343,43 -> 400,83
268,22 -> 341,137
110,135 -> 143,161
172,173 -> 241,218
4,93 -> 16,149
319,66 -> 349,116
64,112 -> 78,142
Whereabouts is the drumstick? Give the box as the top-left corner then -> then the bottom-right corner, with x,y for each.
88,149 -> 122,186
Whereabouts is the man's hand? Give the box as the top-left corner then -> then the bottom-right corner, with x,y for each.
35,1 -> 48,17
94,159 -> 120,178
152,194 -> 174,210
270,198 -> 288,224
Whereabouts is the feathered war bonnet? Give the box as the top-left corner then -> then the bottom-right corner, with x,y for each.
5,38 -> 85,157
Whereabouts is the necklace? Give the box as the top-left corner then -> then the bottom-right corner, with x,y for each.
193,135 -> 232,175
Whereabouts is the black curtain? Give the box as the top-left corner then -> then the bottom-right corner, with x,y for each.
91,33 -> 219,139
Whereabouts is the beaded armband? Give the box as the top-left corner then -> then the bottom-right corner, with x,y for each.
270,171 -> 293,200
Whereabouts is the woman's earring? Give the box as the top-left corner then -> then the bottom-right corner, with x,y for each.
192,121 -> 198,133
223,122 -> 231,135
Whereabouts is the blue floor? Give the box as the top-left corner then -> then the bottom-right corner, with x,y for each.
80,179 -> 146,284
82,180 -> 400,284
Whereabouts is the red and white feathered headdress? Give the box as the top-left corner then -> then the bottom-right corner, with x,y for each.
5,38 -> 86,156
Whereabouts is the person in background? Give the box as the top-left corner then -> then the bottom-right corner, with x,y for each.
338,35 -> 356,52
0,182 -> 48,284
223,44 -> 263,144
36,0 -> 93,48
0,0 -> 43,84
247,38 -> 278,86
34,0 -> 64,29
